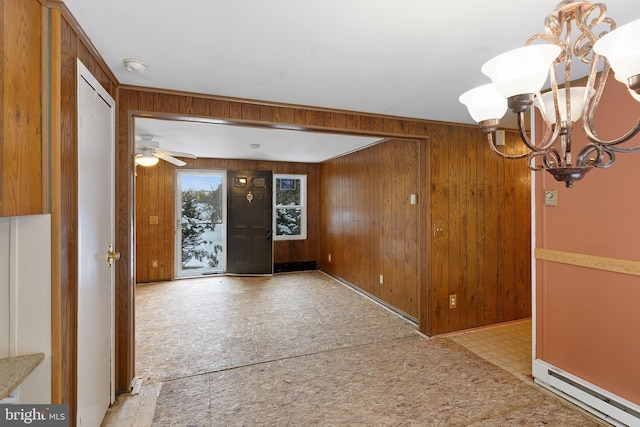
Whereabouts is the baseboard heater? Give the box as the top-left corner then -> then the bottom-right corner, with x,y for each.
532,359 -> 640,427
274,261 -> 316,273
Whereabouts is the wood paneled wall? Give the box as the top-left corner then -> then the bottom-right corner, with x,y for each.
45,1 -> 119,422
427,125 -> 531,334
135,160 -> 174,282
7,0 -> 532,417
135,158 -> 319,283
0,0 -> 43,217
318,127 -> 531,334
118,87 -> 442,392
319,139 -> 422,319
118,86 -> 532,391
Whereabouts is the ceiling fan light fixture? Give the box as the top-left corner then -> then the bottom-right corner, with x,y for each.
135,153 -> 159,167
123,58 -> 147,73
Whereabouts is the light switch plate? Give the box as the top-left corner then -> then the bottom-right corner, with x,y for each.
544,190 -> 558,206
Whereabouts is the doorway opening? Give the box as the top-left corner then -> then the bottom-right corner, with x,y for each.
175,170 -> 226,277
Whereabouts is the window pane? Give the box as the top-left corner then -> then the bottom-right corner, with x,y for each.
273,174 -> 306,241
276,178 -> 301,206
275,207 -> 302,236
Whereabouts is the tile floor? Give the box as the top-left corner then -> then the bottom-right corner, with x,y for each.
447,319 -> 533,382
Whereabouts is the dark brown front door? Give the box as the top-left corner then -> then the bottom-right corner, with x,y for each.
227,170 -> 273,275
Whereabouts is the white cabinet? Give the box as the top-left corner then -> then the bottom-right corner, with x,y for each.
0,215 -> 51,403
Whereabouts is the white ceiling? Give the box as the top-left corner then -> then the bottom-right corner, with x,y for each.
135,117 -> 381,163
63,0 -> 640,162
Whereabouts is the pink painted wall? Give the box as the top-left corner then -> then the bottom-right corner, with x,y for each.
535,76 -> 640,405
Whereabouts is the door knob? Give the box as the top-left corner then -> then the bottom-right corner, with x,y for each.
107,244 -> 120,267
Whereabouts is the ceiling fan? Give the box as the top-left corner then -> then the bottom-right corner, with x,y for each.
134,135 -> 196,167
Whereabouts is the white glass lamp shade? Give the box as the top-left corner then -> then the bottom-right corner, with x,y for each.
481,44 -> 561,98
535,87 -> 590,124
594,19 -> 640,83
459,84 -> 507,122
135,154 -> 159,167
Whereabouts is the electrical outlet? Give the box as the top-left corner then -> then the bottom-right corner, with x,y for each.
379,274 -> 384,285
152,260 -> 158,269
449,294 -> 457,309
328,253 -> 332,262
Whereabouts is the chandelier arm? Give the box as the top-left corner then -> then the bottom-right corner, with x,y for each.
485,132 -> 530,160
544,149 -> 563,169
516,112 -> 538,152
606,143 -> 640,153
517,105 -> 560,153
584,110 -> 640,147
536,77 -> 561,126
582,54 -> 610,140
579,54 -> 640,147
600,148 -> 615,168
573,3 -> 608,64
527,153 -> 545,171
576,143 -> 603,166
577,144 -> 615,168
527,150 -> 560,172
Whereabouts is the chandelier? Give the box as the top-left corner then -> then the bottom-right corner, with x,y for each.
459,1 -> 640,187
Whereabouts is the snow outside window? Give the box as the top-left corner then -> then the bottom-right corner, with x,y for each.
273,174 -> 307,240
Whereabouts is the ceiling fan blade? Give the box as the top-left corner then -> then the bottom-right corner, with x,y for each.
155,152 -> 187,167
157,149 -> 196,159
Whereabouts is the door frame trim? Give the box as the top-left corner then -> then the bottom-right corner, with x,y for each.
118,93 -> 429,393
